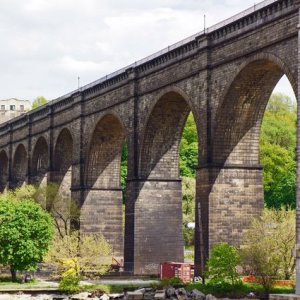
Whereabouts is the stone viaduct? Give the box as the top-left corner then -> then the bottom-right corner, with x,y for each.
0,0 -> 299,282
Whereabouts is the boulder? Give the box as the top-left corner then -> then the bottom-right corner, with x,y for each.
100,293 -> 110,300
166,287 -> 176,298
109,293 -> 124,299
205,294 -> 217,300
71,292 -> 91,300
154,291 -> 166,300
191,289 -> 205,300
176,288 -> 188,300
127,290 -> 145,300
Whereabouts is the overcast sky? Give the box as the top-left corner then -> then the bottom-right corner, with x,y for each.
0,0 -> 296,101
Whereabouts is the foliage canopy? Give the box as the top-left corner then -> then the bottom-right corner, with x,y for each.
0,187 -> 54,280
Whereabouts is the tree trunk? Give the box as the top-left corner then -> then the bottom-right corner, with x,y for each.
10,266 -> 17,282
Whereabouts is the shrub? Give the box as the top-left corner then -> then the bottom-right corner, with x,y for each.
58,258 -> 81,294
206,243 -> 241,285
240,209 -> 295,292
45,231 -> 112,280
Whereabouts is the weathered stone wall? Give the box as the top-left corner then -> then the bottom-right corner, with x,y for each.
0,0 -> 298,276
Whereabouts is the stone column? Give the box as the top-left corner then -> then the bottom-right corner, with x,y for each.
80,187 -> 124,256
194,164 -> 264,277
124,178 -> 184,275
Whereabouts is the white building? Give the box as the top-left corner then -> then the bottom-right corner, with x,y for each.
0,98 -> 32,124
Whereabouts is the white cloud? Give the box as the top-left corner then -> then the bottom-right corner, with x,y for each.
0,0 -> 295,100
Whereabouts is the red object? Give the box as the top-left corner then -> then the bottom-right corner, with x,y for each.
160,262 -> 193,283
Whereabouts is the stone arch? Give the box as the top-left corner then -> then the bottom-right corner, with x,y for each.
127,90 -> 199,275
213,55 -> 295,164
51,128 -> 73,224
0,150 -> 8,192
54,128 -> 73,173
12,143 -> 27,187
204,55 -> 297,258
140,90 -> 195,179
85,113 -> 126,188
31,136 -> 49,186
82,113 -> 126,256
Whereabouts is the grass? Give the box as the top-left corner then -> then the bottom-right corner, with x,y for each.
187,282 -> 295,298
0,274 -> 295,297
0,275 -> 55,290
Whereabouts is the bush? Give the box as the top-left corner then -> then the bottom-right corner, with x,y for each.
0,188 -> 54,281
205,243 -> 241,285
59,274 -> 81,294
240,209 -> 295,292
45,231 -> 112,279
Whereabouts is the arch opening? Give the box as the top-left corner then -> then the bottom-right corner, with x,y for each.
82,114 -> 126,257
12,144 -> 27,188
140,92 -> 192,179
129,91 -> 199,274
31,136 -> 49,187
210,57 -> 297,253
51,128 -> 74,235
214,59 -> 287,165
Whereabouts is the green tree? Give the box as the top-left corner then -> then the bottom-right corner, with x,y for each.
260,93 -> 297,209
121,142 -> 128,203
0,187 -> 54,281
32,96 -> 48,109
182,177 -> 196,245
206,243 -> 241,285
180,113 -> 198,177
260,144 -> 296,209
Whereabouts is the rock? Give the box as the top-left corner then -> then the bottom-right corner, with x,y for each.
154,291 -> 166,300
144,292 -> 156,300
205,294 -> 217,300
71,292 -> 91,300
109,293 -> 124,299
176,288 -> 187,296
91,290 -> 104,298
166,287 -> 176,298
176,288 -> 188,300
191,289 -> 205,300
127,290 -> 145,300
144,288 -> 155,300
100,293 -> 110,300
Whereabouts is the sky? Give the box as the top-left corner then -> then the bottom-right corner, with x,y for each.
0,0 -> 296,102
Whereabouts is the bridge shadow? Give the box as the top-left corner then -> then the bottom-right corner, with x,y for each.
82,114 -> 126,256
11,144 -> 27,189
31,136 -> 49,197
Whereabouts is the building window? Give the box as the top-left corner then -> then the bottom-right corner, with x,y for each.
10,105 -> 15,111
20,105 -> 24,111
1,105 -> 5,111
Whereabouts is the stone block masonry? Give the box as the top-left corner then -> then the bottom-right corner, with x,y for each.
0,0 -> 299,279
